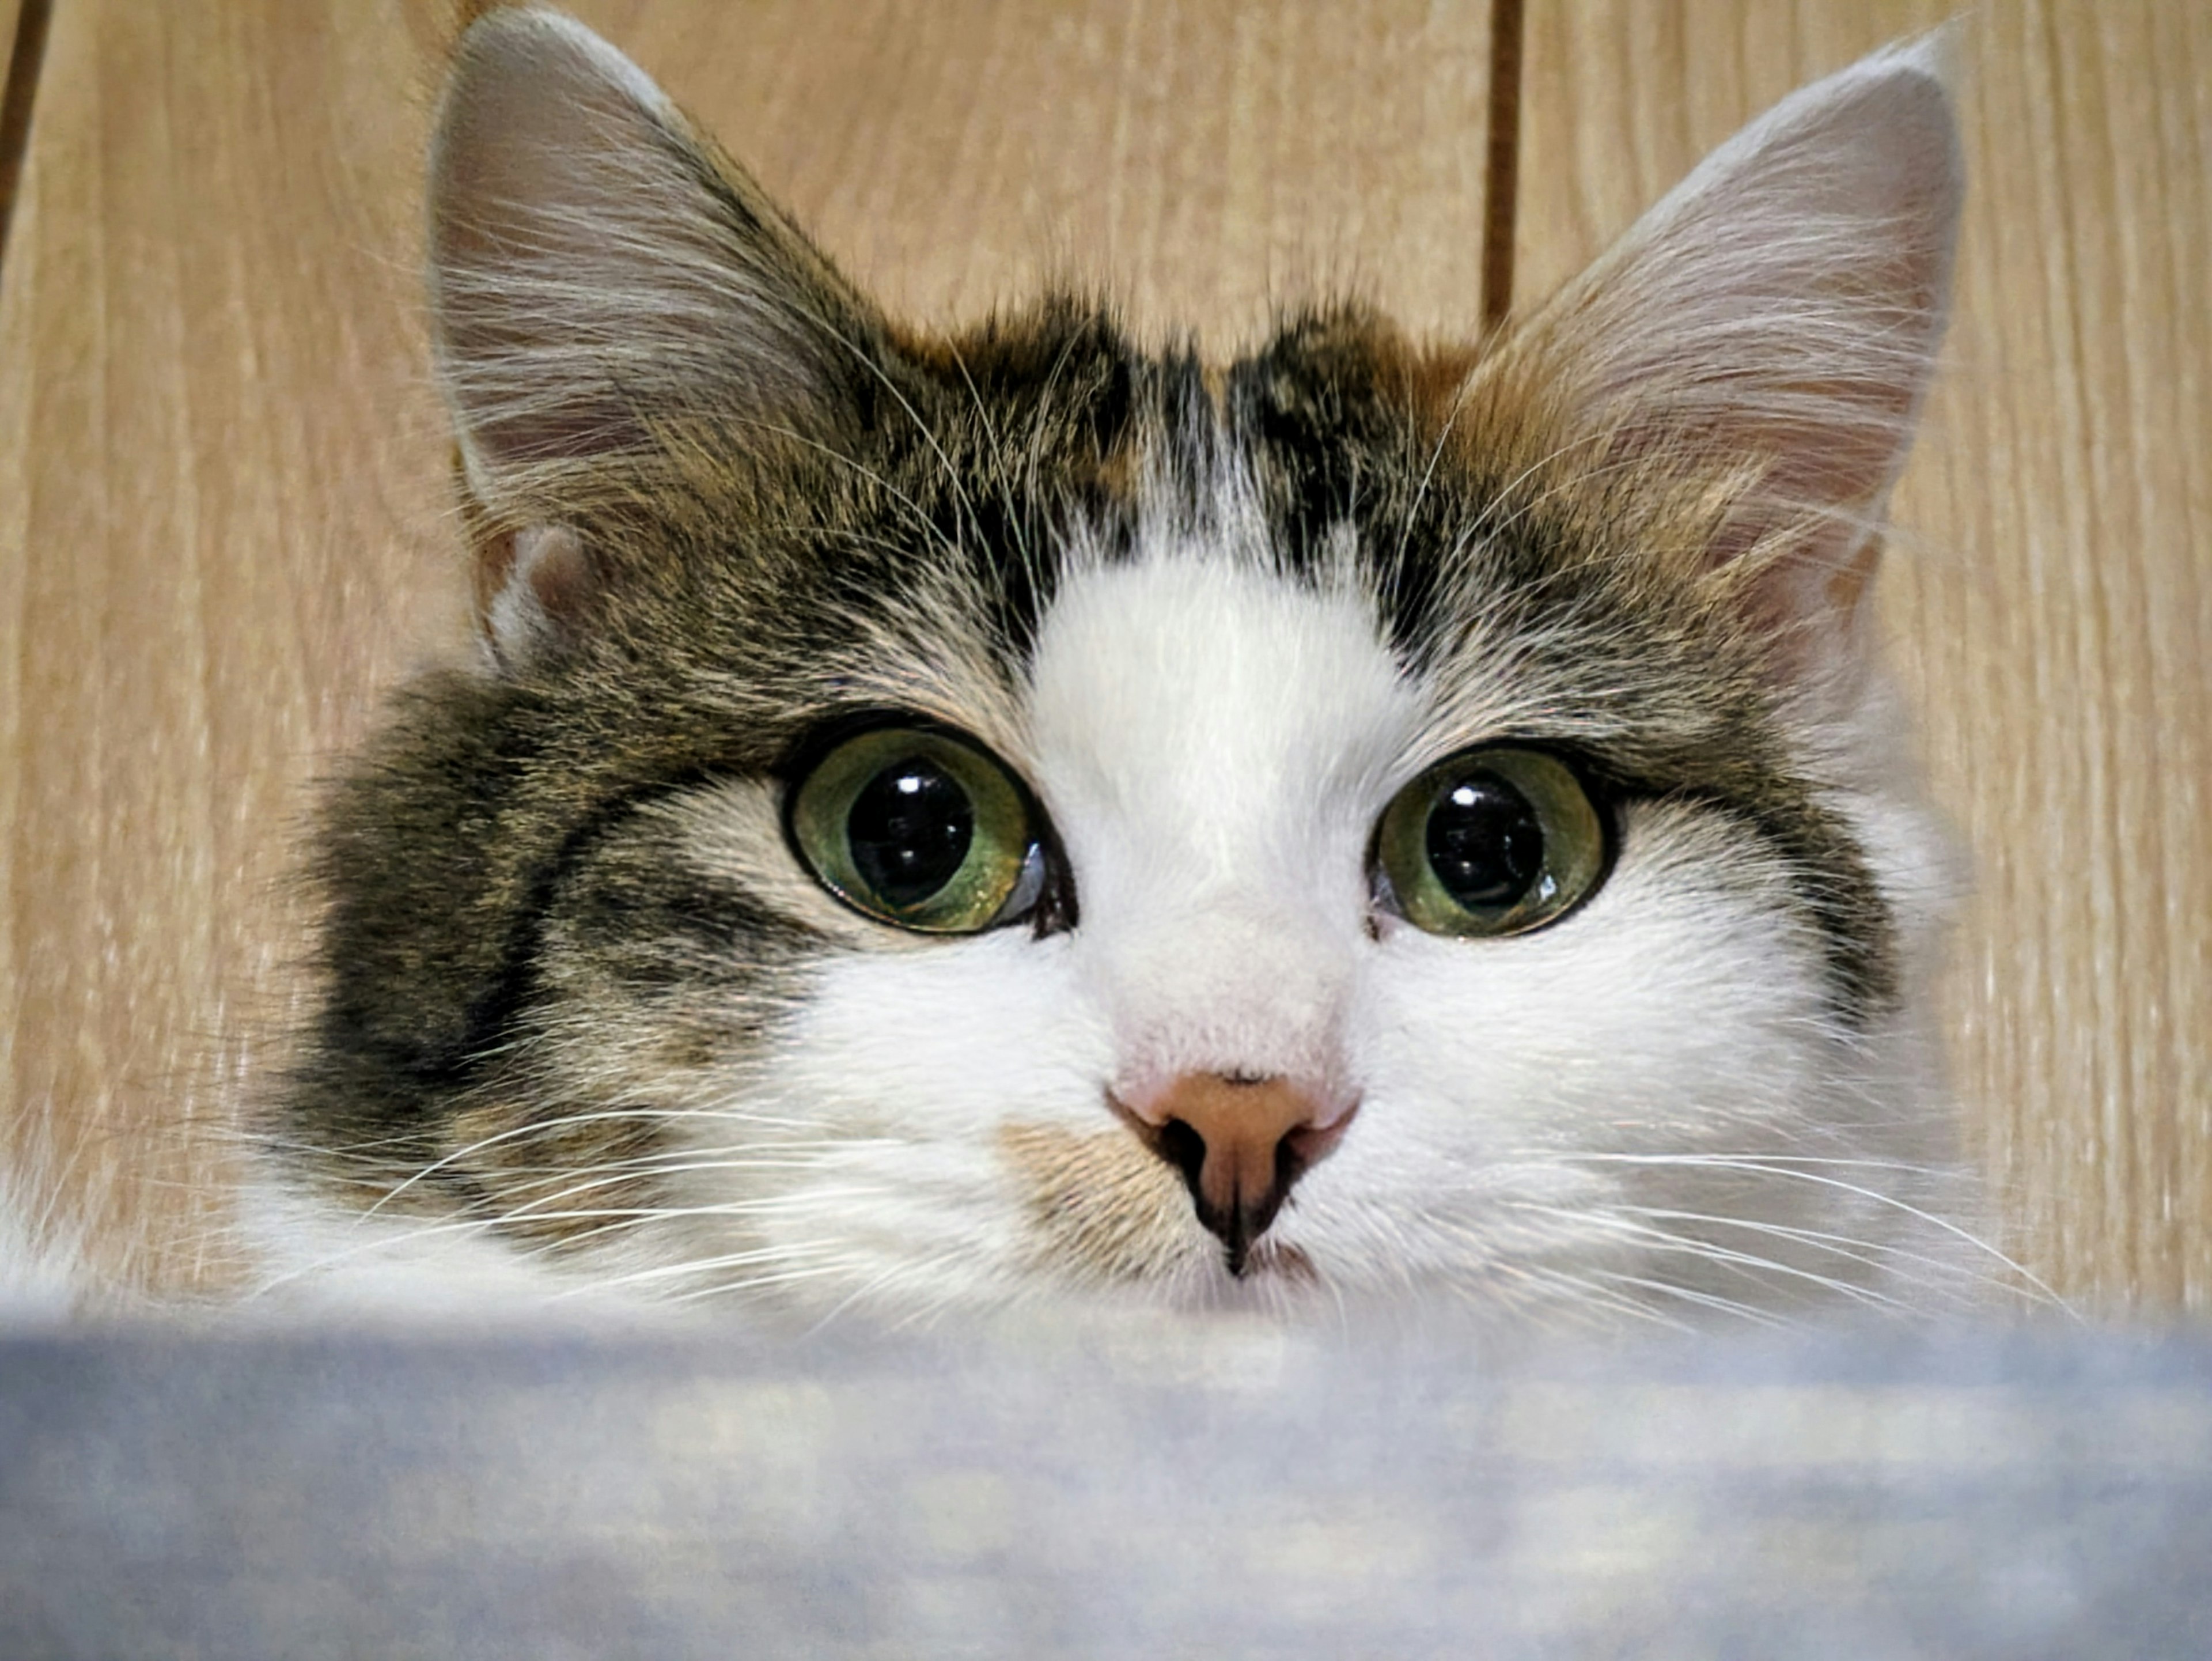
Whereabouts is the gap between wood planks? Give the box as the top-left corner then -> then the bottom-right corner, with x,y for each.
1480,0 -> 1526,328
0,0 -> 53,280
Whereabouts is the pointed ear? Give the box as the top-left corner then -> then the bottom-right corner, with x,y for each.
428,9 -> 882,658
1511,36 -> 1962,663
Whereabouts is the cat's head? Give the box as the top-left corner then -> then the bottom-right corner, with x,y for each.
290,10 -> 1985,1322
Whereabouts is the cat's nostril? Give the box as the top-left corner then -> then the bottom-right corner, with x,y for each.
1155,1116 -> 1210,1197
1118,1073 -> 1355,1277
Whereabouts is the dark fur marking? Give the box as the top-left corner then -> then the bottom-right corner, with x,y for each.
291,296 -> 1150,1180
1232,309 -> 1900,1023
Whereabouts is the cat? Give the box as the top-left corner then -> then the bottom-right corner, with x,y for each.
12,9 -> 2017,1325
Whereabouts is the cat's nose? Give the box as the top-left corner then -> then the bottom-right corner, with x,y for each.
1116,1073 -> 1355,1276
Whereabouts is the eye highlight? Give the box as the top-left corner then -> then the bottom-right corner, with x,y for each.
1374,746 -> 1611,937
789,727 -> 1042,934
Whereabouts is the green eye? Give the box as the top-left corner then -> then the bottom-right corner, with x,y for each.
1374,746 -> 1610,937
789,727 -> 1041,933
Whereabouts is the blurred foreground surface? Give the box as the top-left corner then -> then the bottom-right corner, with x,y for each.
2,1319 -> 2208,1658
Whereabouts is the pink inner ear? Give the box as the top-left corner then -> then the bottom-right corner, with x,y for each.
482,524 -> 600,667
427,9 -> 872,511
516,525 -> 597,623
1528,40 -> 1962,652
430,14 -> 680,476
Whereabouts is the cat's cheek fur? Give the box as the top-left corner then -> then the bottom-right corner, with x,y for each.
1302,808 -> 1857,1294
703,933 -> 1198,1310
230,1172 -> 604,1318
0,1149 -> 99,1322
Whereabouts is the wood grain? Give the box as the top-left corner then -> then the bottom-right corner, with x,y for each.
560,0 -> 1496,348
1517,1 -> 2212,1308
0,0 -> 24,88
0,1 -> 1494,1293
0,0 -> 465,1289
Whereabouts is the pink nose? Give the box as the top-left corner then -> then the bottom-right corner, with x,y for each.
1116,1073 -> 1355,1275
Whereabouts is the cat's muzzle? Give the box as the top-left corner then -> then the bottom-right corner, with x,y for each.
1112,1076 -> 1354,1277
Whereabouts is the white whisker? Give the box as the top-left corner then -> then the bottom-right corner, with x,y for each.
1558,1154 -> 2074,1315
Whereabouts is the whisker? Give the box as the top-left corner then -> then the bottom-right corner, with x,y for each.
1559,1153 -> 2075,1315
1475,1262 -> 1695,1333
357,1106 -> 830,1218
784,304 -> 988,556
1510,1202 -> 1908,1312
494,1182 -> 899,1236
245,1213 -> 521,1296
1389,373 -> 1478,582
724,415 -> 969,564
1585,1269 -> 1790,1327
944,337 -> 1032,576
1615,1204 -> 1995,1291
551,1244 -> 844,1300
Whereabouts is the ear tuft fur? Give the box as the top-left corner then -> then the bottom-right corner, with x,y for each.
428,9 -> 880,500
478,523 -> 594,667
428,7 -> 887,667
1490,35 -> 1963,679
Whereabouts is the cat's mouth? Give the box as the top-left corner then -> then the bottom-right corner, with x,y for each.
997,1102 -> 1349,1288
1233,1238 -> 1319,1286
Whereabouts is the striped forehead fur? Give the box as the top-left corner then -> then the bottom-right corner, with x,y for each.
1213,309 -> 1903,1018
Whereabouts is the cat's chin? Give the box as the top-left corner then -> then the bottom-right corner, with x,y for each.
1133,1239 -> 1328,1318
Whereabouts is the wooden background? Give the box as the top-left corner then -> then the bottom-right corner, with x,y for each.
0,1 -> 2203,1308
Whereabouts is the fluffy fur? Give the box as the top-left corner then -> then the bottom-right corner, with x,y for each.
3,13 -> 2040,1325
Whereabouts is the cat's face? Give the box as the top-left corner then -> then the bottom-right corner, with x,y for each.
285,12 -> 1986,1322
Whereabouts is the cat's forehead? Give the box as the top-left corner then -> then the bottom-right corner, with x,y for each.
862,309 -> 1650,756
1026,520 -> 1424,819
768,306 -> 1706,770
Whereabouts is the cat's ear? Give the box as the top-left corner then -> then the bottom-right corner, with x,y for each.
428,9 -> 881,662
1509,36 -> 1962,673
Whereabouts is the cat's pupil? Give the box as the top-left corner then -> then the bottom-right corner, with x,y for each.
1426,771 -> 1543,910
847,758 -> 974,907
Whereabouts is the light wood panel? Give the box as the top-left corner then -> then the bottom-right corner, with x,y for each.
1518,1 -> 2212,1308
0,1 -> 1494,1293
562,0 -> 1496,347
0,0 -> 463,1290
